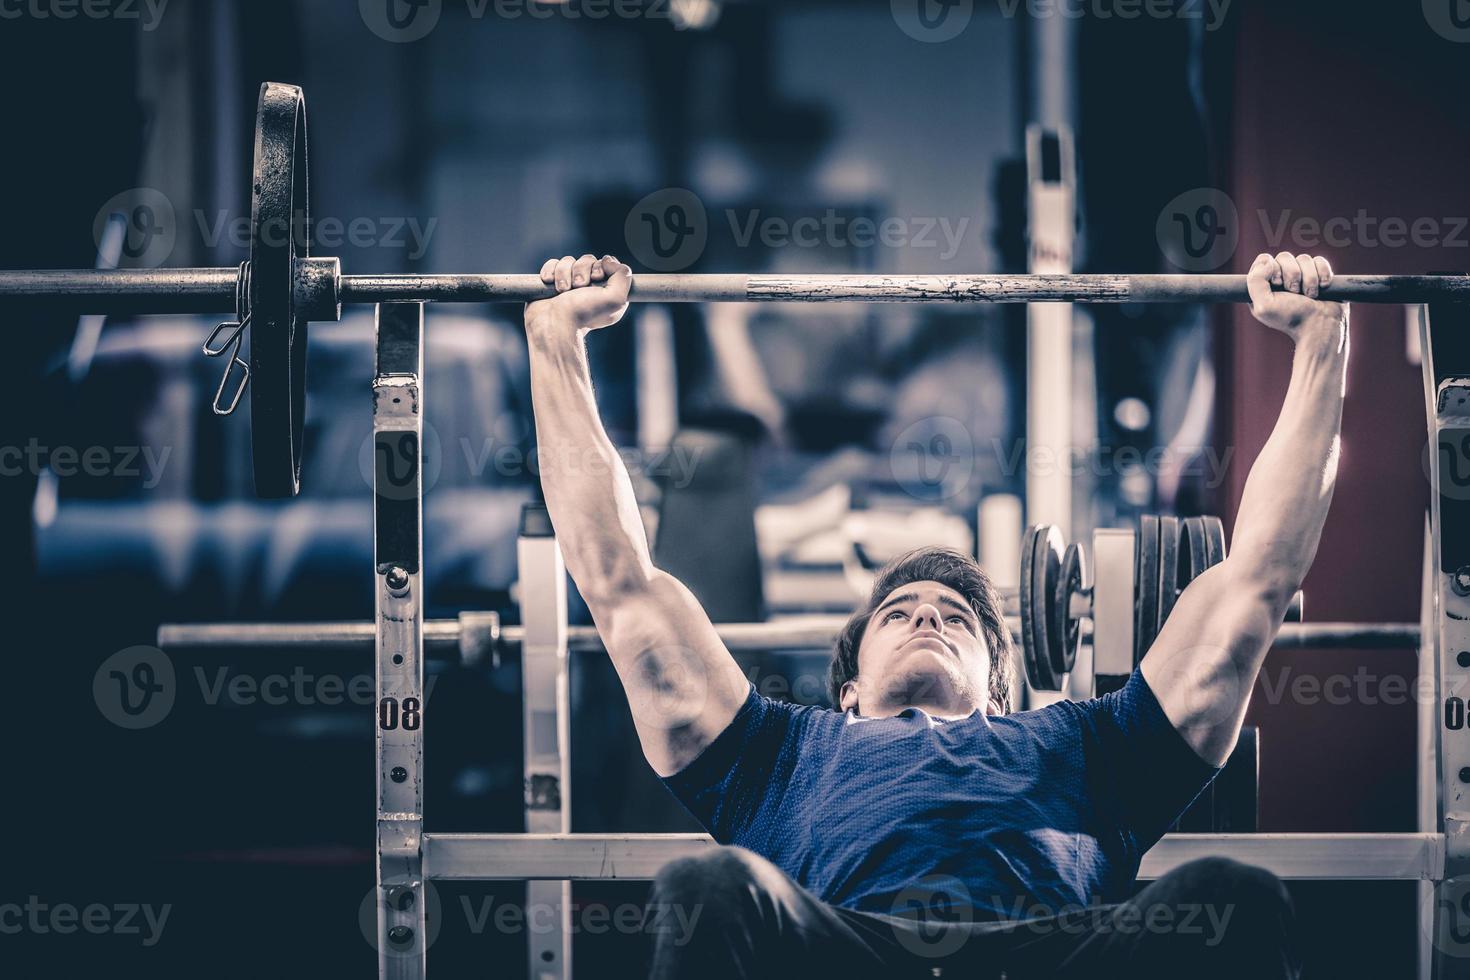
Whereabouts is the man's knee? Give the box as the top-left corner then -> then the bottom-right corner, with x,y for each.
1169,856 -> 1294,921
1138,857 -> 1299,975
651,846 -> 780,910
646,847 -> 796,973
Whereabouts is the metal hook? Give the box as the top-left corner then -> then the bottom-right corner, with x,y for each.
210,326 -> 251,416
204,312 -> 250,357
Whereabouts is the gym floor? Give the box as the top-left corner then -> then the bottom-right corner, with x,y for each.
1,1 -> 1467,978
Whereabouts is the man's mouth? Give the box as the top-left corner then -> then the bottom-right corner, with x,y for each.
902,633 -> 955,657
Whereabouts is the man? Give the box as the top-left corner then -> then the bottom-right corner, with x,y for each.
523,250 -> 1345,978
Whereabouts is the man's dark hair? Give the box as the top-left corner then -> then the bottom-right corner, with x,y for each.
827,547 -> 1015,715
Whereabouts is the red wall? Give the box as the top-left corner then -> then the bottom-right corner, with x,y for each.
1222,2 -> 1470,830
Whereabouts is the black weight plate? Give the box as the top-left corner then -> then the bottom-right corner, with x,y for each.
1040,525 -> 1064,687
1156,515 -> 1182,632
1023,525 -> 1058,693
1032,525 -> 1063,691
1164,514 -> 1209,625
1183,515 -> 1208,581
1134,515 -> 1160,667
250,82 -> 310,498
1051,541 -> 1085,678
1201,514 -> 1227,569
1019,525 -> 1049,691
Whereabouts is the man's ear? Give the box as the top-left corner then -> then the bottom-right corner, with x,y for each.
987,696 -> 1004,716
839,680 -> 860,714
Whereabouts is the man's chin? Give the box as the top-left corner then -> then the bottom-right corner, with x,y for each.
880,664 -> 965,707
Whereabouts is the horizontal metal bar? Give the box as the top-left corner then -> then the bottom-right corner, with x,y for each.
1269,622 -> 1421,648
422,832 -> 1445,882
156,618 -> 1420,656
1139,833 -> 1445,881
425,833 -> 716,881
0,268 -> 238,313
152,616 -> 858,654
5,269 -> 1468,314
330,272 -> 1470,305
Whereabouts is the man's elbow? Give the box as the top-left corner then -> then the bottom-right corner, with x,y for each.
575,563 -> 696,629
568,548 -> 656,610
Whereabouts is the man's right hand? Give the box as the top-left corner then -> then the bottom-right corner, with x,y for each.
1245,251 -> 1348,346
526,253 -> 633,335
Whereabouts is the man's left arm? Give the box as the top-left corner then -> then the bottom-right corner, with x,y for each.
1140,251 -> 1350,767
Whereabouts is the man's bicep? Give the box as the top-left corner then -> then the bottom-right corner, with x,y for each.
1139,559 -> 1277,766
591,570 -> 752,776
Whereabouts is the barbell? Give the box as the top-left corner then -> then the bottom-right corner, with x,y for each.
158,512 -> 1415,678
1020,515 -> 1323,694
155,616 -> 1417,665
7,81 -> 1468,497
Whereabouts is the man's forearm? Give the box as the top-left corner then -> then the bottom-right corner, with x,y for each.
1230,315 -> 1349,606
524,312 -> 653,603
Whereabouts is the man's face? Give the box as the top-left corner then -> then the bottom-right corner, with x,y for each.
840,580 -> 993,719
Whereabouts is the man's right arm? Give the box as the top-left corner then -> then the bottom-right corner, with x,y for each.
523,253 -> 751,777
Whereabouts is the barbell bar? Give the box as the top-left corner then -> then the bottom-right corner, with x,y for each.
7,267 -> 1470,312
10,80 -> 1468,498
155,615 -> 1418,668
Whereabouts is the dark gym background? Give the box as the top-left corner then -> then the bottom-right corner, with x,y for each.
1,1 -> 1465,976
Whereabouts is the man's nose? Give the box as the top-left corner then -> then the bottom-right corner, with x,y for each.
911,603 -> 943,632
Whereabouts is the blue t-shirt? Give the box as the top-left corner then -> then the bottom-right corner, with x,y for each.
661,669 -> 1218,919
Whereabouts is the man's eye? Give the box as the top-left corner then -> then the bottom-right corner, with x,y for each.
885,610 -> 907,623
947,615 -> 970,628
